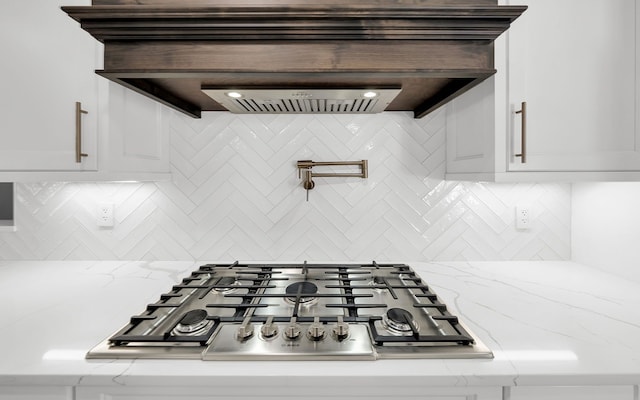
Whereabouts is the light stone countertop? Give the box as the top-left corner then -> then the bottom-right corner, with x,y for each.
1,260 -> 639,389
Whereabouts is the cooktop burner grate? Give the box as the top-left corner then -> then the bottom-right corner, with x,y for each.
89,262 -> 491,360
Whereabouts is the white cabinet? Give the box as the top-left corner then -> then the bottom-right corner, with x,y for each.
96,82 -> 171,178
0,1 -> 170,182
0,386 -> 73,400
506,385 -> 635,400
508,0 -> 639,173
76,385 -> 501,400
0,0 -> 99,172
446,0 -> 640,181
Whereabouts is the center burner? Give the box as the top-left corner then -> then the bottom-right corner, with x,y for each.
172,309 -> 213,336
285,281 -> 318,304
253,267 -> 344,317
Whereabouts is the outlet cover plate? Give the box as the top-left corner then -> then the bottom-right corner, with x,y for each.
516,206 -> 530,230
97,202 -> 114,227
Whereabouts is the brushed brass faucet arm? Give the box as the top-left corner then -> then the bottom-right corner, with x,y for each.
296,160 -> 368,201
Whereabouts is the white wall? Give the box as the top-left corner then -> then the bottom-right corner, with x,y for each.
0,111 -> 571,261
572,182 -> 640,282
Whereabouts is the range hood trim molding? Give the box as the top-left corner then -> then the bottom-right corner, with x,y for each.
64,5 -> 527,42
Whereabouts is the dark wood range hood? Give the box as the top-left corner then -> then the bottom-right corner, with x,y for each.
63,0 -> 526,119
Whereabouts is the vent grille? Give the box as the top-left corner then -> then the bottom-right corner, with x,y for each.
202,88 -> 401,114
234,98 -> 380,113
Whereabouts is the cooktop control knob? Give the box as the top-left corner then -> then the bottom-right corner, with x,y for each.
307,316 -> 325,341
284,317 -> 302,340
260,316 -> 278,339
332,315 -> 349,341
236,316 -> 254,341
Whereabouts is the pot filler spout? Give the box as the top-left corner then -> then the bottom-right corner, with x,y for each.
62,0 -> 526,119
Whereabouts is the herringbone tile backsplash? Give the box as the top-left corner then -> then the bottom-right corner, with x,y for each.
0,110 -> 570,261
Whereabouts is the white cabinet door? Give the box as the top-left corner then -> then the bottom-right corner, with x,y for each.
445,76 -> 499,178
99,82 -> 170,175
0,0 -> 99,172
506,0 -> 640,172
508,385 -> 634,400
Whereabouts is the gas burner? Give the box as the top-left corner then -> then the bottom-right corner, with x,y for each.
172,309 -> 213,336
285,281 -> 318,304
212,276 -> 239,293
369,275 -> 386,289
382,308 -> 419,335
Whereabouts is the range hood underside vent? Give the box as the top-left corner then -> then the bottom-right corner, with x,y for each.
202,88 -> 402,114
232,98 -> 380,114
63,1 -> 527,119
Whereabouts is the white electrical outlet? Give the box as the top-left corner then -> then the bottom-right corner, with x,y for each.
97,202 -> 114,227
516,206 -> 531,230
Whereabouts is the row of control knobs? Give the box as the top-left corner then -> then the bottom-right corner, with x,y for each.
236,316 -> 350,341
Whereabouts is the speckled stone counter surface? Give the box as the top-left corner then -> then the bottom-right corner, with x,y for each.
1,260 -> 639,388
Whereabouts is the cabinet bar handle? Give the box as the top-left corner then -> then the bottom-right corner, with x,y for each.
514,101 -> 527,163
75,101 -> 89,163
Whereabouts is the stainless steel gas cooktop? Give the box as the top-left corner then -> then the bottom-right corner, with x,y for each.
87,262 -> 492,360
